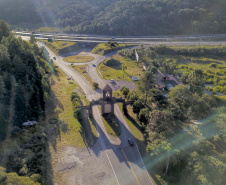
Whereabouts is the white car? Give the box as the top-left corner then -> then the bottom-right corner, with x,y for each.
110,79 -> 114,83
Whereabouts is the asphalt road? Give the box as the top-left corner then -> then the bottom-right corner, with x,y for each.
38,42 -> 153,185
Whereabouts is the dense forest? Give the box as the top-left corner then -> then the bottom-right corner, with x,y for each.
0,0 -> 226,35
0,20 -> 52,184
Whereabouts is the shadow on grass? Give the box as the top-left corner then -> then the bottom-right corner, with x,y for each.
79,109 -> 98,148
103,115 -> 122,137
104,59 -> 122,70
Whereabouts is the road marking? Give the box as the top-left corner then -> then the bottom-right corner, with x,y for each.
135,144 -> 154,185
105,152 -> 120,185
121,148 -> 141,185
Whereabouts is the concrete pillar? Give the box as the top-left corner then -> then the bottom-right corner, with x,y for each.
88,105 -> 93,118
111,103 -> 114,116
101,101 -> 105,115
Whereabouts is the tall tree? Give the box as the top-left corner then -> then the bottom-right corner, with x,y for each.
137,71 -> 155,104
121,64 -> 127,78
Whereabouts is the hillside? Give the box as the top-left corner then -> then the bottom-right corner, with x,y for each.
0,0 -> 226,35
0,20 -> 52,184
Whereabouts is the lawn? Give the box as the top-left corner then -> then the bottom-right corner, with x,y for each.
43,40 -> 76,55
98,107 -> 121,137
98,54 -> 144,81
72,65 -> 93,85
91,43 -> 136,55
36,27 -> 61,33
49,67 -> 97,148
64,55 -> 95,63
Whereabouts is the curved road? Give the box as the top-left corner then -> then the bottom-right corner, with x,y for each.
39,42 -> 154,185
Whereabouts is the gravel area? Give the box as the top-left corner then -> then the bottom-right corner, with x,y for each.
52,145 -> 117,185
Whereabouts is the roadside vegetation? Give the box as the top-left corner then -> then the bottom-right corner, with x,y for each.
0,20 -> 51,184
43,40 -> 82,56
91,42 -> 135,55
71,65 -> 93,85
64,55 -> 94,63
119,45 -> 226,184
98,54 -> 144,81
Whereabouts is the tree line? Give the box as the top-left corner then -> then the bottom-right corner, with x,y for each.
0,20 -> 52,184
0,0 -> 226,36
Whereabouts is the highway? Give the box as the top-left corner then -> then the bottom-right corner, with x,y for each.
39,41 -> 154,185
17,31 -> 226,45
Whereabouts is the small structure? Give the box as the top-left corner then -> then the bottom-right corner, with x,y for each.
132,76 -> 139,81
154,71 -> 179,91
22,121 -> 38,127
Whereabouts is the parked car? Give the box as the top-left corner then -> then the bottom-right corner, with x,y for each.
110,79 -> 114,83
53,57 -> 56,60
128,138 -> 134,146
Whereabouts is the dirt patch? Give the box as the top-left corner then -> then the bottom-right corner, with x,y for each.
51,145 -> 117,185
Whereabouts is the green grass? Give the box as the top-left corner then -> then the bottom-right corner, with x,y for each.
43,40 -> 76,55
97,106 -> 121,137
102,115 -> 122,137
91,43 -> 136,55
36,27 -> 61,33
98,54 -> 144,81
64,55 -> 95,63
72,65 -> 93,85
50,68 -> 87,148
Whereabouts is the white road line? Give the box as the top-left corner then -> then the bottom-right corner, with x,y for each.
105,151 -> 120,185
135,144 -> 154,185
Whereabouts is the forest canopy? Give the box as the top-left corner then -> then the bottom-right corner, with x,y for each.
0,0 -> 226,35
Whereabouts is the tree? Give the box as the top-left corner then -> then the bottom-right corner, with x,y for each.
121,86 -> 129,97
0,44 -> 10,71
0,20 -> 11,41
92,82 -> 99,90
187,69 -> 204,94
169,85 -> 192,119
29,34 -> 36,44
137,71 -> 155,104
138,108 -> 149,125
121,64 -> 127,78
133,100 -> 143,114
106,41 -> 119,50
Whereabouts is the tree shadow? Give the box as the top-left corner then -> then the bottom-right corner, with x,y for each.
78,109 -> 98,149
104,59 -> 122,70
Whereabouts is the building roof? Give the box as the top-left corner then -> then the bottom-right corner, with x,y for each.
103,84 -> 112,91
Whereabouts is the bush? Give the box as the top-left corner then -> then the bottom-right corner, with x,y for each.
121,86 -> 130,98
133,100 -> 143,114
92,82 -> 99,89
71,92 -> 79,101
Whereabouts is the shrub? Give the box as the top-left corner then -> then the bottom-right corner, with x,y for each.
92,82 -> 99,89
121,86 -> 130,98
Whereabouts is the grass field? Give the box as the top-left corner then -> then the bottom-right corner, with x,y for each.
36,27 -> 61,33
91,43 -> 136,55
98,54 -> 144,81
72,65 -> 93,85
49,68 -> 97,148
64,55 -> 95,63
43,40 -> 76,55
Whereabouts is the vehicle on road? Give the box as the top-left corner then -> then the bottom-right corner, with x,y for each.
92,63 -> 96,67
53,57 -> 56,60
128,138 -> 134,146
110,79 -> 114,83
